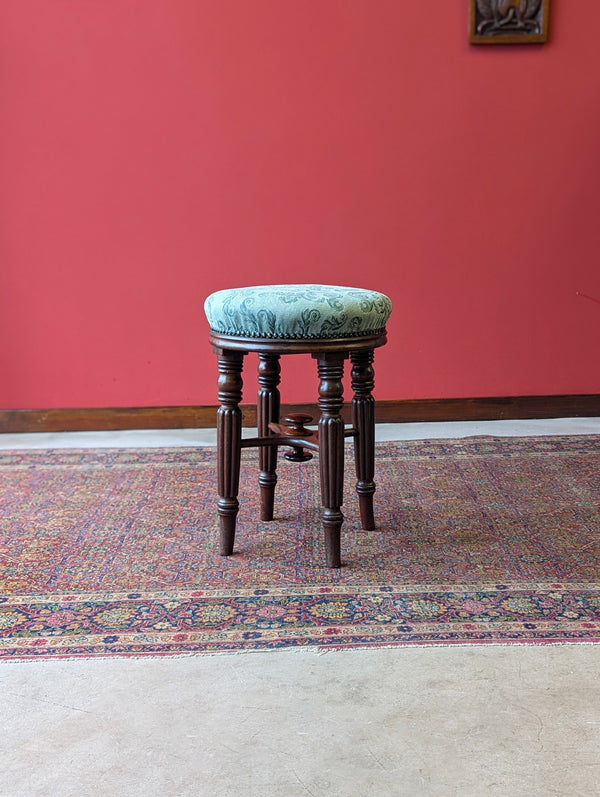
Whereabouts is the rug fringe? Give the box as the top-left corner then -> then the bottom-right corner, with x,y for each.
3,638 -> 600,665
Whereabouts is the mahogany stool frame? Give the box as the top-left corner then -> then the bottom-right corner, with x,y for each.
210,330 -> 388,568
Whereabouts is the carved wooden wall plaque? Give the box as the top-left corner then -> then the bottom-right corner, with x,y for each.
469,0 -> 550,44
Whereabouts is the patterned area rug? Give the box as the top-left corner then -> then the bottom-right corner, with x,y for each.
1,436 -> 599,659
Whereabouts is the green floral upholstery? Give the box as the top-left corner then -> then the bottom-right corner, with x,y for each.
204,284 -> 392,340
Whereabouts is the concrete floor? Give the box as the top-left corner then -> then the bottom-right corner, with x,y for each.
1,418 -> 600,797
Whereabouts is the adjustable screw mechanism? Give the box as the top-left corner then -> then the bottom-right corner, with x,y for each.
281,413 -> 314,462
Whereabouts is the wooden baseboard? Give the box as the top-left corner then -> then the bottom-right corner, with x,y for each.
0,394 -> 599,433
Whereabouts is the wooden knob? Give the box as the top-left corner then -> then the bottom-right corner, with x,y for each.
282,414 -> 313,437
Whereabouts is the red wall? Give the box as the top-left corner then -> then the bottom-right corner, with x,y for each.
2,0 -> 599,409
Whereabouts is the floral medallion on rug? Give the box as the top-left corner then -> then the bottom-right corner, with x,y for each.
1,436 -> 599,659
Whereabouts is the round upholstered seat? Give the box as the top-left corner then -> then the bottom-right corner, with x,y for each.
204,284 -> 392,341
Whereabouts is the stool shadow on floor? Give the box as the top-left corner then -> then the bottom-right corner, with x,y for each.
223,448 -> 401,570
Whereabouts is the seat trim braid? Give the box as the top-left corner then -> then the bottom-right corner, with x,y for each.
207,325 -> 389,341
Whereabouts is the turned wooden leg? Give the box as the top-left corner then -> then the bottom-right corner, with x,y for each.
351,349 -> 376,530
314,352 -> 347,568
257,353 -> 281,521
215,348 -> 245,555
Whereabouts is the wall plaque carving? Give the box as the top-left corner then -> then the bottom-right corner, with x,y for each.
469,0 -> 550,44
